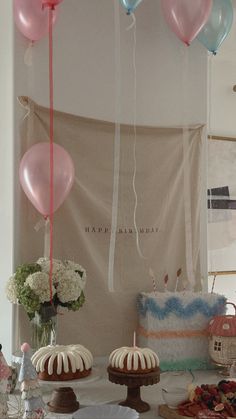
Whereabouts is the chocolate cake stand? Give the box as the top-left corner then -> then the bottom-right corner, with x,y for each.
39,367 -> 101,414
107,366 -> 160,413
47,387 -> 79,413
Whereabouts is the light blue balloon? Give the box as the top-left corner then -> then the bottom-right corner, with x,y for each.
197,0 -> 233,54
119,0 -> 142,15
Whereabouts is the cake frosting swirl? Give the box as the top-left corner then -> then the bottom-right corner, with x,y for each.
31,344 -> 93,381
109,346 -> 159,373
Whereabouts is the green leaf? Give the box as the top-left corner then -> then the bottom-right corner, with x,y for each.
18,285 -> 40,315
67,291 -> 85,311
15,263 -> 41,286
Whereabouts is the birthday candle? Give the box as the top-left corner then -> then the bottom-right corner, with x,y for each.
164,274 -> 169,292
175,268 -> 182,292
211,274 -> 217,293
133,331 -> 137,347
149,267 -> 157,296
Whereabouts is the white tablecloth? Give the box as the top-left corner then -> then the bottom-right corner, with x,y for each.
9,358 -> 223,419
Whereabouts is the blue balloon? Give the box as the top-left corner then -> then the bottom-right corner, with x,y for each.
119,0 -> 142,15
197,0 -> 233,54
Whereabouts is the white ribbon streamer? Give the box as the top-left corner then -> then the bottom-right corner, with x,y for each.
127,13 -> 145,260
130,15 -> 146,260
24,41 -> 34,67
182,47 -> 195,290
34,218 -> 45,232
34,217 -> 50,259
108,0 -> 121,292
126,12 -> 136,31
44,217 -> 50,259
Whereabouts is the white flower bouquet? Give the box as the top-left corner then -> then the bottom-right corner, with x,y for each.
6,258 -> 86,349
6,258 -> 86,319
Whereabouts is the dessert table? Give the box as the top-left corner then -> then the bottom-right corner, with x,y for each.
9,358 -> 223,418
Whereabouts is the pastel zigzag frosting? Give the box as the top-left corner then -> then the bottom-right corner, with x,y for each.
109,346 -> 159,371
31,344 -> 93,375
138,295 -> 226,320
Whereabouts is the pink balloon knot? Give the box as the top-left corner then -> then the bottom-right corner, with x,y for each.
42,0 -> 63,8
43,4 -> 55,10
21,342 -> 30,353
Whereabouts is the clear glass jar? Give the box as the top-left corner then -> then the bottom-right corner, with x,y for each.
31,304 -> 57,352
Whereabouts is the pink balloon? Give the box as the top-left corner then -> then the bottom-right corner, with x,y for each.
19,143 -> 75,217
14,0 -> 58,42
161,0 -> 213,46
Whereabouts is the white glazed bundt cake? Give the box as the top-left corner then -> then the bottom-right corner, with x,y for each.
108,345 -> 159,374
31,344 -> 93,381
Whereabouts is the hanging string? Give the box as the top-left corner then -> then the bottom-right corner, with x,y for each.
24,37 -> 35,152
44,217 -> 50,258
208,54 -> 213,141
126,11 -> 136,30
48,6 -> 54,304
17,97 -> 31,123
24,41 -> 34,67
207,53 -> 214,278
182,46 -> 195,290
127,13 -> 145,259
108,0 -> 121,292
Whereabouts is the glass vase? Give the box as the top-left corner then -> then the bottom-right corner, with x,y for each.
31,304 -> 57,352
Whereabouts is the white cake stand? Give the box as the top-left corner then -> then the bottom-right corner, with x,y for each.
39,367 -> 101,414
38,367 -> 101,389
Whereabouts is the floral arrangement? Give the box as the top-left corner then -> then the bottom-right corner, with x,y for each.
5,258 -> 86,320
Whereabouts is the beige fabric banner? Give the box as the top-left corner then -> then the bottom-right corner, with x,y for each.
16,97 -> 204,356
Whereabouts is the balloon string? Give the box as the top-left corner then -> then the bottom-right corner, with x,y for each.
128,13 -> 145,259
126,12 -> 136,31
108,0 -> 121,292
44,217 -> 50,258
49,7 -> 54,305
208,53 -> 214,275
182,46 -> 194,290
24,41 -> 34,67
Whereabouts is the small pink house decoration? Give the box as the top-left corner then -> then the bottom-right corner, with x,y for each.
208,303 -> 236,367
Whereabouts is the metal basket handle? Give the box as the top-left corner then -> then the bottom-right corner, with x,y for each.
226,302 -> 236,315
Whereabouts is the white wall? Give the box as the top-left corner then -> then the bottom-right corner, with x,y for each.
209,3 -> 236,137
0,1 -> 14,363
207,4 -> 236,309
210,57 -> 236,137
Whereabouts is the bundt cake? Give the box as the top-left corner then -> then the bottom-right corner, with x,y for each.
108,345 -> 159,374
31,344 -> 93,381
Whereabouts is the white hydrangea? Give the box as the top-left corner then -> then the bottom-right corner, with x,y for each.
57,268 -> 85,291
5,276 -> 18,304
64,259 -> 85,274
37,258 -> 65,283
57,270 -> 82,303
26,272 -> 56,303
64,260 -> 86,281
